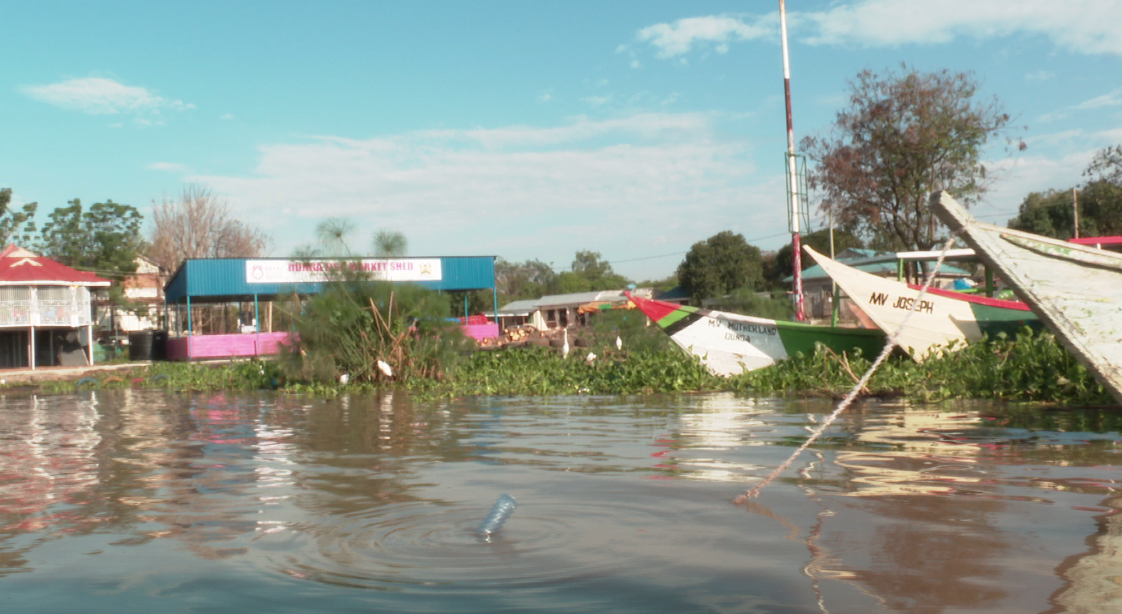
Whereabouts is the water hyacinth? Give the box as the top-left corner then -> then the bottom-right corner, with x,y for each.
25,321 -> 1114,407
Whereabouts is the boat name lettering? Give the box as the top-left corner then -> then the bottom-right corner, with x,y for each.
869,292 -> 889,306
891,296 -> 935,314
708,318 -> 777,336
724,332 -> 752,342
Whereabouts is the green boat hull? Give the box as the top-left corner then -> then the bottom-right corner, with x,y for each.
776,320 -> 886,359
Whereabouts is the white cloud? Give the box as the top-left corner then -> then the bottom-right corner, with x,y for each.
187,113 -> 775,276
20,77 -> 194,116
1036,87 -> 1122,123
425,112 -> 714,149
983,150 -> 1097,217
1025,70 -> 1055,83
1036,110 -> 1069,124
148,162 -> 188,172
1073,88 -> 1122,110
801,0 -> 1122,54
635,2 -> 1122,58
1023,129 -> 1085,147
636,15 -> 773,58
537,90 -> 553,103
220,113 -> 235,120
1096,127 -> 1122,142
581,95 -> 613,107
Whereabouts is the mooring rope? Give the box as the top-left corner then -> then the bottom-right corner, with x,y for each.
736,235 -> 961,502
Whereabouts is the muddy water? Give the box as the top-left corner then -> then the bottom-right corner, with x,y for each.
0,390 -> 1118,613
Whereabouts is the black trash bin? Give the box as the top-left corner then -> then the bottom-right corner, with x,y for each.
128,330 -> 155,361
151,330 -> 169,361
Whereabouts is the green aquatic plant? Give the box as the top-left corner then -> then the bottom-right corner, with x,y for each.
15,322 -> 1115,407
405,344 -> 717,398
727,327 -> 1112,406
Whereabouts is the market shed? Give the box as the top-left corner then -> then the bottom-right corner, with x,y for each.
0,245 -> 110,369
163,256 -> 497,360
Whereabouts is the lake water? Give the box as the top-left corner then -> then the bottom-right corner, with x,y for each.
1,390 -> 1119,613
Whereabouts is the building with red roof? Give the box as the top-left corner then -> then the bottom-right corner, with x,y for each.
0,245 -> 110,369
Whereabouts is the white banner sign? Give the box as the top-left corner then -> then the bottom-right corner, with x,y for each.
246,259 -> 443,284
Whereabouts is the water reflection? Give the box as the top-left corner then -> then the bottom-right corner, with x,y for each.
0,390 -> 1118,612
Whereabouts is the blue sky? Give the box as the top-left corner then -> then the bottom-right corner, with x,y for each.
3,1 -> 1120,281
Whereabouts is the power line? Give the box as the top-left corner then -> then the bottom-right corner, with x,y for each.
605,231 -> 789,267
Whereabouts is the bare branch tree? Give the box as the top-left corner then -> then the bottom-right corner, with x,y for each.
148,185 -> 271,272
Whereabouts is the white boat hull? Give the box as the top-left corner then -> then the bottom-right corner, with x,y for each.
932,191 -> 1122,403
665,310 -> 789,376
804,246 -> 980,360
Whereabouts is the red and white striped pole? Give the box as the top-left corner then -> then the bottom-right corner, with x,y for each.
779,0 -> 805,321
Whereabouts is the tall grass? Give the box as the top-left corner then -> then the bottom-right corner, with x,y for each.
280,276 -> 474,384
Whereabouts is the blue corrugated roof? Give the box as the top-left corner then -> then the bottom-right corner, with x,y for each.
165,256 -> 496,303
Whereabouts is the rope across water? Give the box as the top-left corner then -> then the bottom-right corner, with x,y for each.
736,235 -> 961,502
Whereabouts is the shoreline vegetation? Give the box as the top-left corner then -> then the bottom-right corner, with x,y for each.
7,279 -> 1114,407
15,323 -> 1115,408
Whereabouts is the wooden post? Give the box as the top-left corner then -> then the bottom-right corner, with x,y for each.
1073,188 -> 1080,239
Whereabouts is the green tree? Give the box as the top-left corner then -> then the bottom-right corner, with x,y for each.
566,250 -> 629,291
495,258 -> 557,302
37,198 -> 146,306
1008,145 -> 1122,239
1085,144 -> 1122,185
1007,189 -> 1075,238
635,274 -> 678,292
769,228 -> 865,287
676,231 -> 763,301
446,289 -> 495,319
0,188 -> 38,245
803,65 -> 1022,251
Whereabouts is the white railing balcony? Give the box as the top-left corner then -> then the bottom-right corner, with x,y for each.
0,286 -> 94,328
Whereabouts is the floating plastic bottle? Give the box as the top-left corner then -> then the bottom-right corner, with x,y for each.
477,494 -> 517,537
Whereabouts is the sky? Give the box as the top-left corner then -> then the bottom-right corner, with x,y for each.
2,1 -> 1121,282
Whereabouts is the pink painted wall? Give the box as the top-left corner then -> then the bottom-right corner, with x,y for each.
461,323 -> 498,341
166,325 -> 493,360
166,332 -> 292,360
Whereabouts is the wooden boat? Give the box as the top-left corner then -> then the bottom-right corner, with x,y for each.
625,293 -> 885,376
931,191 -> 1122,403
802,245 -> 1039,360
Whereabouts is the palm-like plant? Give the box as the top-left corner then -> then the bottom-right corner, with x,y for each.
316,218 -> 357,257
373,230 -> 407,258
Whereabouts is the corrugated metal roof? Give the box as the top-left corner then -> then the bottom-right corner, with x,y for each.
787,259 -> 973,283
496,298 -> 541,316
537,290 -> 628,307
0,244 -> 111,287
165,256 -> 496,303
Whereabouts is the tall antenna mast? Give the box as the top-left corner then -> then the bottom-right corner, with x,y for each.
779,0 -> 806,321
